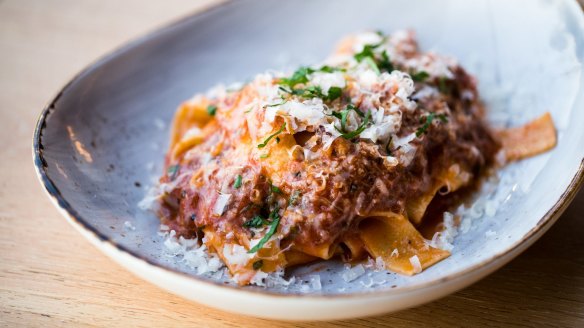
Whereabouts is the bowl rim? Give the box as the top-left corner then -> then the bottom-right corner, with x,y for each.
32,0 -> 584,300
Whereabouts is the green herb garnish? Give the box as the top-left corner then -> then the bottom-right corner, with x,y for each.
411,71 -> 430,82
331,104 -> 366,133
233,175 -> 242,189
354,43 -> 398,75
335,110 -> 371,139
282,85 -> 325,99
278,67 -> 344,101
252,260 -> 263,270
278,86 -> 293,94
166,165 -> 179,179
279,66 -> 345,89
326,86 -> 343,101
334,104 -> 364,132
354,44 -> 379,62
318,65 -> 345,73
416,113 -> 448,137
279,66 -> 312,88
363,56 -> 380,75
207,104 -> 217,116
243,215 -> 269,229
438,77 -> 450,94
271,184 -> 282,194
379,50 -> 394,72
257,123 -> 286,148
248,208 -> 281,254
259,153 -> 270,159
265,100 -> 288,108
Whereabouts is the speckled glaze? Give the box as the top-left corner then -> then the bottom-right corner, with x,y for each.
33,0 -> 584,320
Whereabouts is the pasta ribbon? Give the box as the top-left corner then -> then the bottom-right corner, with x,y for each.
498,112 -> 556,162
360,213 -> 450,275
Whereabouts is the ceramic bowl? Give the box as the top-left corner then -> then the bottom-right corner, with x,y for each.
33,0 -> 584,320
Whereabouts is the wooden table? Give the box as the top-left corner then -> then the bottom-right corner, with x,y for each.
1,1 -> 583,326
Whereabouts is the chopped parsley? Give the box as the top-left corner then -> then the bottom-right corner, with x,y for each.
354,44 -> 379,62
416,112 -> 448,137
336,110 -> 371,139
363,56 -> 380,75
257,123 -> 286,148
166,165 -> 179,179
252,260 -> 263,270
332,107 -> 370,140
326,86 -> 343,101
295,86 -> 323,98
264,99 -> 288,108
279,66 -> 345,89
271,183 -> 282,194
278,86 -> 293,94
279,66 -> 312,89
244,107 -> 253,114
280,85 -> 325,99
247,208 -> 281,254
411,71 -> 430,82
331,104 -> 365,132
318,65 -> 345,73
259,153 -> 270,159
354,43 -> 396,75
438,77 -> 450,94
233,175 -> 242,189
278,67 -> 344,102
379,50 -> 394,72
243,215 -> 269,229
207,104 -> 217,116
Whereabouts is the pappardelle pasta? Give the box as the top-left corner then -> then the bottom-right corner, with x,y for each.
152,30 -> 556,285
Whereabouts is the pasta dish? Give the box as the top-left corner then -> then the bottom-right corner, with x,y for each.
151,30 -> 556,285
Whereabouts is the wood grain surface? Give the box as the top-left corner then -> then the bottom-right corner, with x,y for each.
1,0 -> 583,327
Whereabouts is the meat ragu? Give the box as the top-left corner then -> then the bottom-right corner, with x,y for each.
149,30 -> 556,285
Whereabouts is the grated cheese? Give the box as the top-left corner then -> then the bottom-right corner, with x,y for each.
430,211 -> 458,252
409,255 -> 422,274
308,274 -> 322,291
341,264 -> 366,282
222,243 -> 251,267
124,221 -> 136,231
485,230 -> 497,238
309,71 -> 346,95
282,99 -> 326,127
161,229 -> 225,276
213,193 -> 232,216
